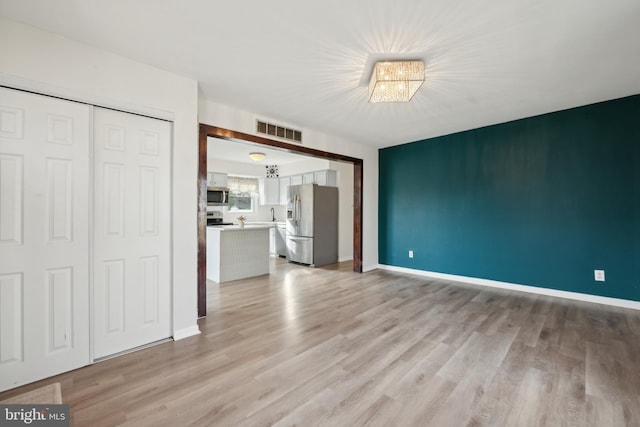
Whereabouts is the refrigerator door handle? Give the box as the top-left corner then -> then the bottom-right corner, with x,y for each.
292,195 -> 296,222
294,195 -> 301,222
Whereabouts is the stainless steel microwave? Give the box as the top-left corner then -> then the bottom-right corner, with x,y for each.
207,187 -> 229,206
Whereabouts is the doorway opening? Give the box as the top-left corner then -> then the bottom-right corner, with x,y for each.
198,124 -> 363,317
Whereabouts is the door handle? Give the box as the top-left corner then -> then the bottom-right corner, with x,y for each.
294,195 -> 301,222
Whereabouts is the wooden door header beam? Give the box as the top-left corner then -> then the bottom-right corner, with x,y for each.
201,124 -> 362,165
198,123 -> 364,317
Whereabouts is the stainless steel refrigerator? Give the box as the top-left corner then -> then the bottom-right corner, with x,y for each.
286,183 -> 338,267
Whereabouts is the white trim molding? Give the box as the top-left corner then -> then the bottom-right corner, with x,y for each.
0,73 -> 175,121
173,325 -> 201,341
377,264 -> 640,311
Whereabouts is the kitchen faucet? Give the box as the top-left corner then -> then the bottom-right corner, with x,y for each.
270,207 -> 276,222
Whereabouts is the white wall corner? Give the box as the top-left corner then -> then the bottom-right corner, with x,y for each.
173,325 -> 201,341
362,263 -> 380,273
376,264 -> 640,311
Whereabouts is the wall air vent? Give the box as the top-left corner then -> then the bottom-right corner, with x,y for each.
256,120 -> 302,143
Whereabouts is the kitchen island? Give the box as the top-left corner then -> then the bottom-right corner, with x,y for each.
206,225 -> 270,283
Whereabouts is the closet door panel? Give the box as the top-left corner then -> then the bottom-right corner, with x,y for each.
93,108 -> 171,359
0,87 -> 90,392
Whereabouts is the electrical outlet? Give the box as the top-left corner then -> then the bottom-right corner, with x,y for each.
594,270 -> 605,282
408,250 -> 414,258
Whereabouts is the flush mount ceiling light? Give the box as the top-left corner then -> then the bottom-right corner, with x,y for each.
368,60 -> 425,103
249,152 -> 266,161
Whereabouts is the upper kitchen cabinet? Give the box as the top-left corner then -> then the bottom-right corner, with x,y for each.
267,170 -> 338,205
289,169 -> 337,188
259,178 -> 280,205
314,170 -> 337,186
279,176 -> 291,205
207,172 -> 228,188
303,172 -> 315,184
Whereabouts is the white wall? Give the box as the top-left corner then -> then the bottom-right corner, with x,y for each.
0,17 -> 200,339
330,161 -> 355,261
208,158 -> 268,177
199,100 -> 378,271
279,158 -> 330,175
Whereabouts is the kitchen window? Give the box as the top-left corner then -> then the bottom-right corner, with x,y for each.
227,176 -> 258,213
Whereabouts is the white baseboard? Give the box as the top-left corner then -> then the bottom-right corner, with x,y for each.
338,256 -> 354,263
377,264 -> 640,311
362,264 -> 379,273
173,325 -> 201,341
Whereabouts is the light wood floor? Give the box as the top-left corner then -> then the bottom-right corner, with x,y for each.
2,259 -> 640,426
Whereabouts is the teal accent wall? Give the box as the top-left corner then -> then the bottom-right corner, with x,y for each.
379,95 -> 640,301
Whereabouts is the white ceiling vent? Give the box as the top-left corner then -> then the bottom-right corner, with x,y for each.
256,120 -> 302,143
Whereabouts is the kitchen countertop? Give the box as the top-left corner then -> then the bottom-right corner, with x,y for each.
207,225 -> 273,232
245,221 -> 286,227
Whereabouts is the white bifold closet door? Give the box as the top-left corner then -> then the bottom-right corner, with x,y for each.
92,107 -> 171,359
0,87 -> 91,391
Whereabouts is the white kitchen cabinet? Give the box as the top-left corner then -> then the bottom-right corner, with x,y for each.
276,224 -> 287,257
303,172 -> 315,184
279,176 -> 291,205
314,169 -> 337,186
267,224 -> 287,256
207,172 -> 228,188
284,169 -> 337,192
290,174 -> 303,185
259,178 -> 280,205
